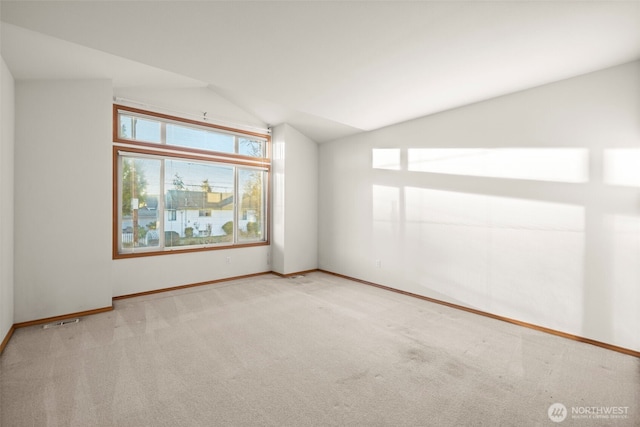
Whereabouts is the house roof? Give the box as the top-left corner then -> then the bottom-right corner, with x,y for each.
165,190 -> 233,211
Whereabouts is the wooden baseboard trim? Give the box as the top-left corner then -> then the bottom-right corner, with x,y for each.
113,271 -> 273,300
13,306 -> 114,329
271,269 -> 320,278
320,270 -> 640,359
0,325 -> 16,355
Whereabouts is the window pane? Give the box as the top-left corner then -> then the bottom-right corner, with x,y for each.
239,138 -> 265,157
166,124 -> 234,153
119,114 -> 161,143
119,115 -> 133,139
237,169 -> 265,242
164,159 -> 234,246
120,157 -> 161,250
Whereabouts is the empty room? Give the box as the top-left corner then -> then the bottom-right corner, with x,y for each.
1,1 -> 639,426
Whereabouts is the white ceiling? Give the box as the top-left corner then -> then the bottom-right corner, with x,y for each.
2,1 -> 640,143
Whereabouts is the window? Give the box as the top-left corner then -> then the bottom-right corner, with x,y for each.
114,105 -> 270,258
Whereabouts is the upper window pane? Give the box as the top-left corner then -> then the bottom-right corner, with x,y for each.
116,107 -> 269,159
167,124 -> 234,153
239,138 -> 265,157
119,114 -> 161,143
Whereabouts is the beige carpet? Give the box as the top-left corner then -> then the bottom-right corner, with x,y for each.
1,272 -> 638,426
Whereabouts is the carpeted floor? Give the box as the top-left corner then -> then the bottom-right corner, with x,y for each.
1,272 -> 638,426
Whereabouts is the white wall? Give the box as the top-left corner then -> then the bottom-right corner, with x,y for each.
272,123 -> 318,275
111,245 -> 270,297
14,80 -> 113,323
11,79 -> 274,322
0,56 -> 15,339
319,61 -> 640,352
271,124 -> 286,273
113,86 -> 266,133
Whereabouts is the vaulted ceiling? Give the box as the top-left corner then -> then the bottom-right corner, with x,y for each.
2,1 -> 639,143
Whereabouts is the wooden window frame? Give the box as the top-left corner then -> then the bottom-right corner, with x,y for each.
113,105 -> 271,259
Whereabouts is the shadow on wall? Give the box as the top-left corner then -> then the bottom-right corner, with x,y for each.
370,147 -> 640,350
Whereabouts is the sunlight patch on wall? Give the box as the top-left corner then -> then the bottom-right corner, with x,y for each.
372,185 -> 400,222
402,188 -> 585,329
605,214 -> 640,350
405,187 -> 584,231
407,148 -> 589,183
371,185 -> 403,270
372,148 -> 401,170
604,148 -> 640,187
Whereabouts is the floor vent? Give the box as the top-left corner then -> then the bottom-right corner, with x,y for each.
289,275 -> 305,279
43,318 -> 80,329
